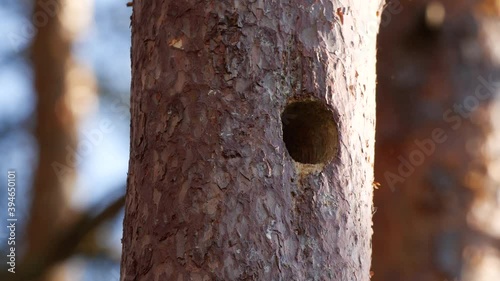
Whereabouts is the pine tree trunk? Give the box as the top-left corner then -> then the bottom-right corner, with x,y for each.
121,1 -> 383,280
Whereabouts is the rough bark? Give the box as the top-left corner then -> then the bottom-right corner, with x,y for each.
372,1 -> 500,280
121,1 -> 383,280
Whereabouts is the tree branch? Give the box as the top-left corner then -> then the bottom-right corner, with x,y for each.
1,193 -> 125,281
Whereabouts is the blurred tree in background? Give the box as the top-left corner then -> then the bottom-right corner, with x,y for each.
26,0 -> 93,280
373,0 -> 500,280
0,0 -> 130,280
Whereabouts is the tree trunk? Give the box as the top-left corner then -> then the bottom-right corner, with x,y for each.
372,1 -> 500,280
121,1 -> 383,280
26,0 -> 94,280
28,3 -> 76,281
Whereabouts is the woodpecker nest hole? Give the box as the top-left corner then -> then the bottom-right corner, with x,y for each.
281,100 -> 338,164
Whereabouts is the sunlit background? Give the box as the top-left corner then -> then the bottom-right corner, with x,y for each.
0,0 -> 130,280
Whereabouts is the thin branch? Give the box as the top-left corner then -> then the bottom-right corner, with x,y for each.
0,193 -> 125,281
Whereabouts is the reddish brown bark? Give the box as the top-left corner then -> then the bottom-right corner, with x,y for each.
121,1 -> 383,280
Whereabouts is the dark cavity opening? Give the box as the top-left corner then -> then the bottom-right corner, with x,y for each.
281,100 -> 338,164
